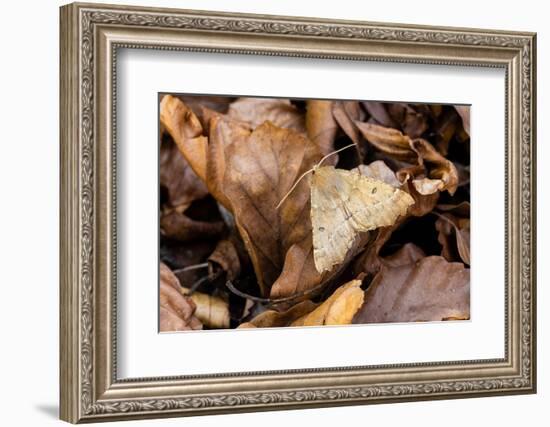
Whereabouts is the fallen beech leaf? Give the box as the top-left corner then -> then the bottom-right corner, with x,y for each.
435,209 -> 470,265
353,256 -> 469,323
206,116 -> 252,209
356,122 -> 458,195
181,287 -> 230,329
238,300 -> 318,328
412,177 -> 447,195
455,105 -> 470,135
271,237 -> 323,298
387,103 -> 428,139
221,121 -> 323,296
310,166 -> 414,273
305,100 -> 338,159
432,107 -> 460,155
160,138 -> 209,209
362,101 -> 398,128
160,95 -> 209,182
355,121 -> 416,162
292,280 -> 364,326
160,209 -> 224,242
400,178 -> 440,217
228,97 -> 305,132
159,263 -> 202,331
410,138 -> 458,195
332,101 -> 365,147
208,239 -> 241,281
382,242 -> 426,268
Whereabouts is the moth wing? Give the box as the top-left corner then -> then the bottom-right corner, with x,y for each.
310,166 -> 414,274
310,167 -> 360,274
336,168 -> 415,232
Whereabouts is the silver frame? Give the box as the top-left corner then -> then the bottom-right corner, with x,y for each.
60,2 -> 536,423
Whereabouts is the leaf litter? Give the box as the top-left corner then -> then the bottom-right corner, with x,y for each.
159,95 -> 470,331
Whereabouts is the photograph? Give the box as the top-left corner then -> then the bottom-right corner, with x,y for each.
159,94 -> 471,331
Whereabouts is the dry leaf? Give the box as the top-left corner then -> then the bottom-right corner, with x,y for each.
160,95 -> 209,182
310,166 -> 414,273
356,122 -> 459,195
305,100 -> 338,159
159,263 -> 202,331
332,101 -> 365,147
291,280 -> 364,326
228,97 -> 305,132
455,105 -> 470,135
362,101 -> 398,128
208,239 -> 242,281
353,256 -> 469,323
223,122 -> 323,295
181,287 -> 230,329
355,121 -> 417,162
160,209 -> 224,242
238,300 -> 318,328
382,242 -> 426,268
160,138 -> 209,209
435,206 -> 470,266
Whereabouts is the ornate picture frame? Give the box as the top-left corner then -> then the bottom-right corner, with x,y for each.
60,2 -> 536,423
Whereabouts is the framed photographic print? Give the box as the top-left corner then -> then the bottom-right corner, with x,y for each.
59,2 -> 537,423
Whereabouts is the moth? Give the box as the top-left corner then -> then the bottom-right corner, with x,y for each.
277,144 -> 415,274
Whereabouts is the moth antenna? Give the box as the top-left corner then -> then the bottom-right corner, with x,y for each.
275,143 -> 357,210
275,166 -> 316,209
316,142 -> 357,167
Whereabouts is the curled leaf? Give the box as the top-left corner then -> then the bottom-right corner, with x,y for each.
292,280 -> 364,326
305,100 -> 338,159
181,287 -> 230,329
160,208 -> 224,242
435,204 -> 470,265
159,263 -> 202,331
238,300 -> 318,328
208,239 -> 242,281
356,122 -> 459,195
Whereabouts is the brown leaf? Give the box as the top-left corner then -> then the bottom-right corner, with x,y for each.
435,205 -> 470,265
362,101 -> 398,128
160,95 -> 209,182
159,263 -> 202,331
208,239 -> 241,281
222,121 -> 323,296
305,100 -> 338,159
291,280 -> 364,326
382,243 -> 426,268
238,300 -> 318,328
389,104 -> 428,139
332,101 -> 365,147
410,138 -> 458,195
356,121 -> 417,162
160,208 -> 224,242
356,122 -> 459,195
206,116 -> 252,209
431,107 -> 460,156
228,97 -> 305,132
160,138 -> 209,209
353,256 -> 469,324
181,287 -> 230,329
455,105 -> 470,135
